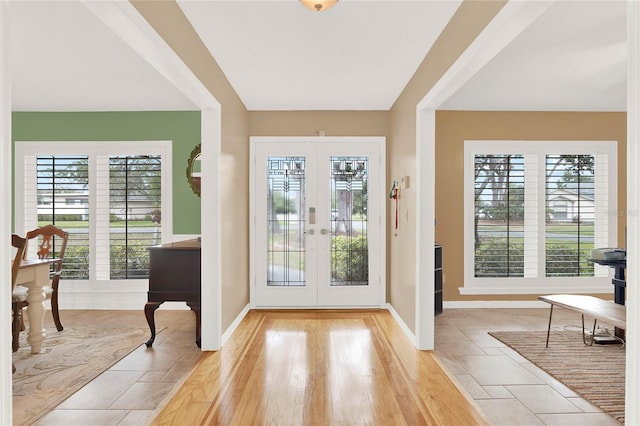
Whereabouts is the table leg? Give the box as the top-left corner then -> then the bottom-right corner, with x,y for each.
545,305 -> 554,348
144,302 -> 162,347
24,284 -> 47,354
581,314 -> 598,346
613,265 -> 626,339
187,302 -> 201,348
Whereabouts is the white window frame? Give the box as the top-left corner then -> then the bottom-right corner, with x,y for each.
14,141 -> 173,307
461,140 -> 618,295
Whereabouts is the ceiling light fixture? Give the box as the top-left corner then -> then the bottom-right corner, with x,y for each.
300,0 -> 338,12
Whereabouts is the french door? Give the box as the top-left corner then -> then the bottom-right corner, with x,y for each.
251,137 -> 385,307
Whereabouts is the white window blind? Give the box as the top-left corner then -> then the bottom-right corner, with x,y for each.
544,154 -> 601,277
523,154 -> 538,278
106,155 -> 162,279
473,154 -> 525,277
23,155 -> 90,279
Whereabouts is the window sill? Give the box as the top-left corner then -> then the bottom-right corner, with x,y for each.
459,282 -> 613,295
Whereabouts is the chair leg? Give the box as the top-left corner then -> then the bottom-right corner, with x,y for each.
12,305 -> 21,352
51,288 -> 63,332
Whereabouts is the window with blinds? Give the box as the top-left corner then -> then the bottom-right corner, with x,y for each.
474,155 -> 525,277
35,156 -> 90,279
17,141 -> 171,284
545,155 -> 597,277
107,155 -> 162,279
464,141 -> 617,294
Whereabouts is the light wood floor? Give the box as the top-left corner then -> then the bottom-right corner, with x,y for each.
151,310 -> 489,425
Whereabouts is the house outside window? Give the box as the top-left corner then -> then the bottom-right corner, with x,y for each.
14,141 -> 172,284
462,140 -> 618,295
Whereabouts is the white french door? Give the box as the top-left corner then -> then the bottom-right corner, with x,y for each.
251,137 -> 385,308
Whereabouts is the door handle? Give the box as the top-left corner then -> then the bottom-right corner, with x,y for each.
309,207 -> 316,225
320,229 -> 328,235
306,229 -> 315,235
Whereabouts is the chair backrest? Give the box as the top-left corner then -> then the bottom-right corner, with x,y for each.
11,234 -> 27,290
24,225 -> 69,277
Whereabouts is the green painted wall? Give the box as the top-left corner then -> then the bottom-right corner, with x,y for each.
12,111 -> 201,234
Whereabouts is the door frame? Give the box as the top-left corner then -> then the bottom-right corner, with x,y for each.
250,136 -> 386,309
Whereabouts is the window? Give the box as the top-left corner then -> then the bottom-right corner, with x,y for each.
552,201 -> 568,220
34,155 -> 90,279
473,154 -> 525,278
463,141 -> 617,295
15,142 -> 172,284
545,154 -> 596,278
107,155 -> 162,279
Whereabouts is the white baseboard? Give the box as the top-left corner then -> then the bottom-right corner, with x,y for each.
384,301 -> 548,350
386,303 -> 416,346
60,292 -> 146,310
60,292 -> 191,310
444,300 -> 549,309
172,234 -> 200,242
221,304 -> 251,346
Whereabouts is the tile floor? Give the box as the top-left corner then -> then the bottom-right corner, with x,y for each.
30,309 -> 202,426
20,308 -> 623,425
434,308 -> 622,426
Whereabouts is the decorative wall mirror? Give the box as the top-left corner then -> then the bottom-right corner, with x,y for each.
186,143 -> 201,197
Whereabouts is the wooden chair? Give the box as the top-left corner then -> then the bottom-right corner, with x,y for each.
14,225 -> 69,342
11,234 -> 27,367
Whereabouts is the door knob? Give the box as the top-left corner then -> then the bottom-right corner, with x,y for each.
320,229 -> 328,235
306,229 -> 315,235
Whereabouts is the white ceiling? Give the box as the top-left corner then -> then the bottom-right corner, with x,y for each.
8,0 -> 628,112
440,0 -> 627,111
177,0 -> 461,110
9,1 -> 198,112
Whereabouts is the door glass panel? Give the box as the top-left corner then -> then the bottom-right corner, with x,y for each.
330,157 -> 368,286
267,157 -> 306,286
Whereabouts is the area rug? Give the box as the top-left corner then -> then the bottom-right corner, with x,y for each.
489,330 -> 625,424
12,325 -> 154,426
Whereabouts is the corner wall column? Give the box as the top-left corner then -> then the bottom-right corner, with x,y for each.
0,1 -> 13,423
415,109 -> 436,350
200,108 -> 222,350
625,0 -> 640,423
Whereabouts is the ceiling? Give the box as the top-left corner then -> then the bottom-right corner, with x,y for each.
8,0 -> 628,112
177,0 -> 461,110
440,0 -> 627,111
9,1 -> 197,112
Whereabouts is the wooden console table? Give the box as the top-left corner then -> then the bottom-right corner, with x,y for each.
145,239 -> 201,348
539,294 -> 626,347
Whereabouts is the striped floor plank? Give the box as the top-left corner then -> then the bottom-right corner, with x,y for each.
152,310 -> 488,425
